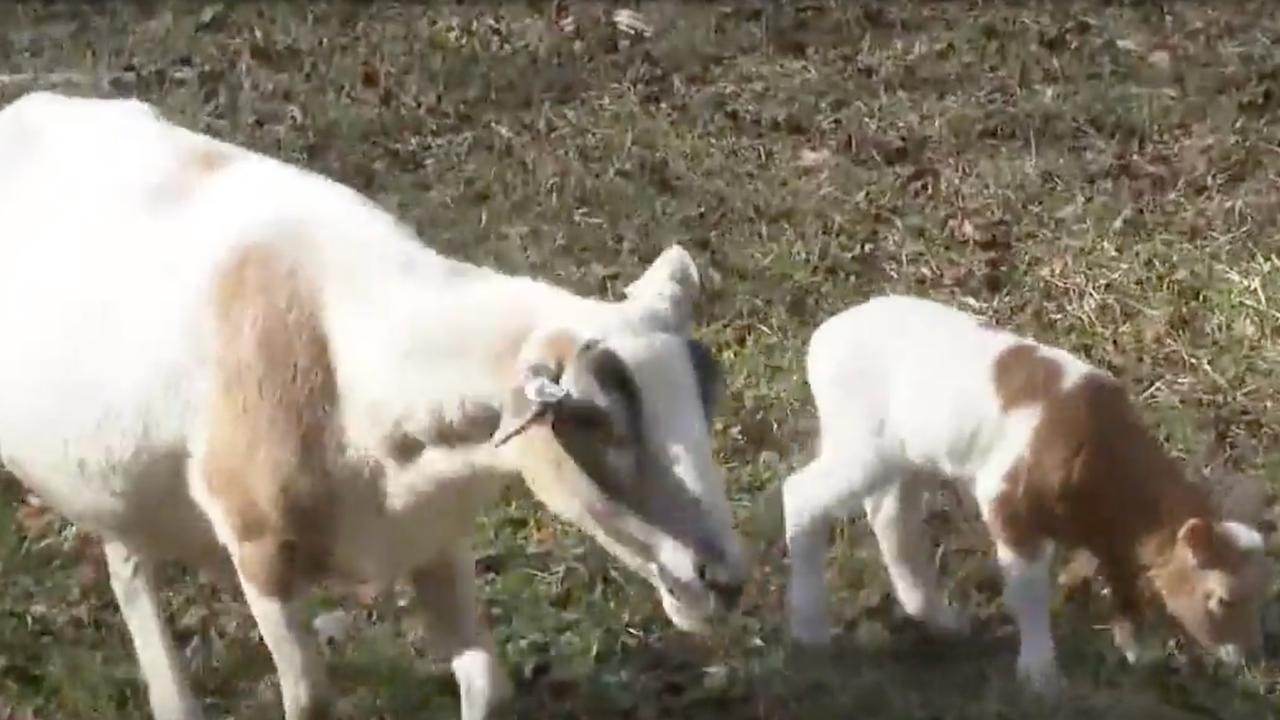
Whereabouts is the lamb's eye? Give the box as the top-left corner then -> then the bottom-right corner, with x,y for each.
1208,594 -> 1236,613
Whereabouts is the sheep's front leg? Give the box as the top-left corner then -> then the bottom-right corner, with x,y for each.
411,549 -> 513,720
104,539 -> 204,720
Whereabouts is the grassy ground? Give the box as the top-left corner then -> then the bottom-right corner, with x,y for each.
2,1 -> 1280,718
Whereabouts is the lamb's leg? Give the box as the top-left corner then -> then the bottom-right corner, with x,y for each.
1098,557 -> 1145,664
863,476 -> 970,636
103,539 -> 204,720
994,540 -> 1063,693
234,538 -> 332,720
411,548 -> 513,720
782,450 -> 884,647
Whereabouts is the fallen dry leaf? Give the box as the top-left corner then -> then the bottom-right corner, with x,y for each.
551,0 -> 576,35
14,495 -> 55,539
904,164 -> 941,194
612,9 -> 653,38
71,533 -> 108,589
949,212 -> 980,244
796,148 -> 832,169
313,609 -> 354,653
353,581 -> 384,607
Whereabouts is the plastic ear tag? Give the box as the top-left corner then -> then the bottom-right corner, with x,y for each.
524,376 -> 568,405
491,377 -> 568,448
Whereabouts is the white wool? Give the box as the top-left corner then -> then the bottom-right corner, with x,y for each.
0,90 -> 745,720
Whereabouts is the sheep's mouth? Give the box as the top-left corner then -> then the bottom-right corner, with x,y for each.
652,561 -> 717,633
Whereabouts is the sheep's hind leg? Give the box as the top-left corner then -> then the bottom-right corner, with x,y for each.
782,448 -> 887,647
104,538 -> 204,720
863,474 -> 971,636
234,537 -> 333,720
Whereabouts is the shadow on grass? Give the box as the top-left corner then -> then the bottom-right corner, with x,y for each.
498,615 -> 1242,720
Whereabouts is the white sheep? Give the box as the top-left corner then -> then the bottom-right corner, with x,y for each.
0,90 -> 749,720
782,294 -> 1272,691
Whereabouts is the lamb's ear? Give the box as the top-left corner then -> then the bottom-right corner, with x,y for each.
1177,517 -> 1219,567
492,329 -> 582,447
624,244 -> 701,333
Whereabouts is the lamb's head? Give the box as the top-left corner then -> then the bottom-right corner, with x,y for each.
1152,516 -> 1273,665
491,246 -> 749,633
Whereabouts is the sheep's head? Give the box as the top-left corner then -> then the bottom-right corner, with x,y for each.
492,245 -> 749,633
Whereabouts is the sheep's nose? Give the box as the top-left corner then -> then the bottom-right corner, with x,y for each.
697,561 -> 745,611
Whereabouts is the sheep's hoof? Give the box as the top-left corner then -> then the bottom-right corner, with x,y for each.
454,648 -> 513,720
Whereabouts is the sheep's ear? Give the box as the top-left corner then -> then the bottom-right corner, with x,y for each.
624,244 -> 701,333
492,374 -> 565,447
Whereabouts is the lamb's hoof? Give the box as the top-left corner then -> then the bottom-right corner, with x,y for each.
787,615 -> 834,650
786,589 -> 834,650
1016,657 -> 1065,697
1118,640 -> 1144,666
924,603 -> 973,638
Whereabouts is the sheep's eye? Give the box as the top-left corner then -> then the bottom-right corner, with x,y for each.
554,400 -> 627,444
557,400 -> 611,428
